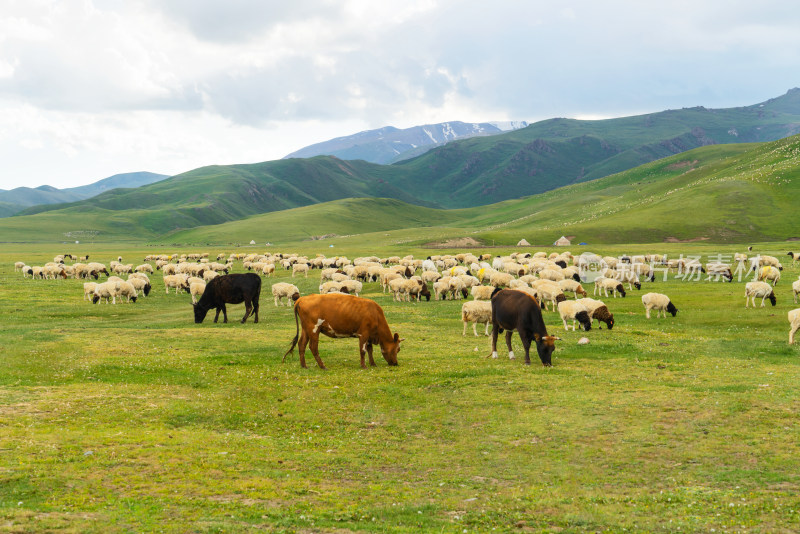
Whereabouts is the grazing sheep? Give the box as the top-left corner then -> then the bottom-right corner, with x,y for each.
642,292 -> 678,318
135,264 -> 154,274
470,285 -> 495,301
538,268 -> 565,282
292,263 -> 310,278
421,270 -> 441,285
489,272 -> 514,288
14,261 -> 25,272
272,282 -> 300,306
92,281 -> 122,304
594,277 -> 627,298
461,300 -> 493,336
558,279 -> 588,298
758,265 -> 781,286
83,282 -> 97,300
190,281 -> 206,305
21,265 -> 33,278
705,263 -> 734,282
117,281 -> 138,303
433,280 -> 450,301
556,300 -> 592,331
787,252 -> 800,265
127,276 -> 151,296
203,270 -> 220,282
163,274 -> 190,294
789,309 -> 800,344
793,279 -> 800,304
744,282 -> 776,308
381,271 -> 402,293
319,281 -> 349,294
531,280 -> 567,311
340,279 -> 363,297
575,298 -> 615,330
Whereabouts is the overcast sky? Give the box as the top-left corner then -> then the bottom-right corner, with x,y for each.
1,0 -> 799,189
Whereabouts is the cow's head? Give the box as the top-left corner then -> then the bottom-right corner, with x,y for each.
381,333 -> 403,366
193,303 -> 209,323
533,333 -> 558,366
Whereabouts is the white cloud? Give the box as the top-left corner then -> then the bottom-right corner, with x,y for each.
0,0 -> 799,188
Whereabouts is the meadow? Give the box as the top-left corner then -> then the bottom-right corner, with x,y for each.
2,241 -> 800,533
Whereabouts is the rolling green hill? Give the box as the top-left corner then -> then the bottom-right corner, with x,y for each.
23,133 -> 790,247
18,89 -> 800,228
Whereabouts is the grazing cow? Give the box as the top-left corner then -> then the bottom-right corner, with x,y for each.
489,288 -> 559,366
193,273 -> 261,324
283,293 -> 403,370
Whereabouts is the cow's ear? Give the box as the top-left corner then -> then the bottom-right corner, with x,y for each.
533,333 -> 542,342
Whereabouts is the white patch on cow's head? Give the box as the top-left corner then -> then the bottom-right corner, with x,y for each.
312,318 -> 325,333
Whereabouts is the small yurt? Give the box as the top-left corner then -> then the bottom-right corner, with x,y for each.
554,236 -> 571,247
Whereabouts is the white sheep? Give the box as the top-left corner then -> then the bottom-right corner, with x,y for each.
793,279 -> 800,304
14,261 -> 25,272
489,272 -> 514,288
758,266 -> 781,286
83,282 -> 97,300
789,309 -> 800,344
575,298 -> 615,329
461,300 -> 493,336
135,264 -> 154,274
558,279 -> 588,298
538,268 -> 565,282
556,300 -> 592,331
292,263 -> 310,278
531,280 -> 565,311
203,270 -> 219,282
340,279 -> 363,297
470,285 -> 496,301
163,274 -> 189,294
127,276 -> 151,296
744,282 -> 776,308
117,281 -> 138,303
641,292 -> 678,318
272,282 -> 300,306
93,281 -> 121,304
594,277 -> 627,298
319,281 -> 347,294
190,281 -> 206,304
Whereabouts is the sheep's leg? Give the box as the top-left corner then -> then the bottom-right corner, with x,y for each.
761,295 -> 767,307
473,322 -> 479,337
562,318 -> 569,331
274,296 -> 279,306
462,321 -> 467,336
645,307 -> 651,319
791,323 -> 799,344
484,322 -> 490,336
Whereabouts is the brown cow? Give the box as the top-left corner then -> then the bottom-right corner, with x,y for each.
283,293 -> 403,369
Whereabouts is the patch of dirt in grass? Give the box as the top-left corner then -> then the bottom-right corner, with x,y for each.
666,160 -> 698,171
425,237 -> 483,248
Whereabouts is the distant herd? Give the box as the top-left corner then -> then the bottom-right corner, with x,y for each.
14,249 -> 800,367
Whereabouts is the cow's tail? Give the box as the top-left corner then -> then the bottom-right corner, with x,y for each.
283,302 -> 301,362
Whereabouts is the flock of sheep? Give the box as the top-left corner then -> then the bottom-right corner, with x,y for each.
14,249 -> 800,346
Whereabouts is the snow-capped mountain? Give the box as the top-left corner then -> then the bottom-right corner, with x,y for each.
283,120 -> 529,164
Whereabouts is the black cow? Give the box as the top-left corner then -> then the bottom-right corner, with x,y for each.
489,288 -> 559,366
193,273 -> 261,324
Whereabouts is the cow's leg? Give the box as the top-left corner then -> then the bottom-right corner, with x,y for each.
213,307 -> 221,322
221,304 -> 228,323
241,298 -> 252,323
505,331 -> 515,360
366,342 -> 376,367
252,298 -> 259,323
490,323 -> 500,358
298,330 -> 309,368
518,331 -> 532,365
309,334 -> 326,370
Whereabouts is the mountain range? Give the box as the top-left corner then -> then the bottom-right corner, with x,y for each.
283,120 -> 528,164
3,88 -> 800,243
0,172 -> 169,217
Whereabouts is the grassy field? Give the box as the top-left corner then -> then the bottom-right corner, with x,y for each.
2,241 -> 800,532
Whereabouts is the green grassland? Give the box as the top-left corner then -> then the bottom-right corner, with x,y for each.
3,240 -> 800,532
